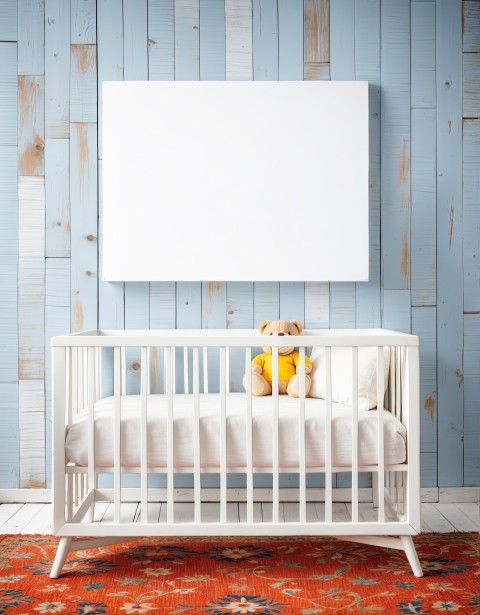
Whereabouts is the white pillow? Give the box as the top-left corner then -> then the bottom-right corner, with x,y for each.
309,346 -> 390,410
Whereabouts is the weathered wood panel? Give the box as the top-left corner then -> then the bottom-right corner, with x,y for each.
463,1 -> 480,53
278,0 -> 303,80
252,0 -> 278,80
70,45 -> 97,122
97,0 -> 123,158
464,314 -> 480,486
303,62 -> 329,80
436,0 -> 464,487
45,257 -> 70,487
176,282 -> 202,392
18,75 -> 44,175
254,282 -> 279,324
45,139 -> 70,257
280,283 -> 305,325
421,452 -> 437,488
71,0 -> 96,44
304,282 -> 329,328
150,282 -> 176,394
463,119 -> 480,312
412,306 -> 437,454
383,289 -> 411,333
0,0 -> 17,41
124,0 -> 148,80
329,283 -> 356,328
381,0 -> 411,291
225,0 -> 253,80
411,1 -> 436,108
148,0 -> 175,80
0,384 -> 19,488
18,0 -> 45,75
355,0 -> 381,328
19,380 -> 45,488
200,0 -> 225,80
463,53 -> 480,118
175,0 -> 200,79
70,123 -> 98,332
411,108 -> 436,306
0,43 -> 17,146
18,176 -> 45,380
125,283 -> 150,394
227,282 -> 254,391
45,0 -> 70,138
304,0 -> 329,63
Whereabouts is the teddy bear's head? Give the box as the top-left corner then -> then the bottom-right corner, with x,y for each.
258,319 -> 303,355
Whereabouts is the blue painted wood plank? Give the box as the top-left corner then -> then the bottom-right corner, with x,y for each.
150,282 -> 175,394
0,255 -> 18,383
463,119 -> 480,312
45,139 -> 70,257
436,0 -> 464,488
464,314 -> 480,486
420,452 -> 437,488
124,0 -> 148,80
97,0 -> 123,159
280,283 -> 305,325
0,43 -> 17,146
225,0 -> 253,80
18,0 -> 44,75
254,282 -> 279,324
45,0 -> 70,138
19,380 -> 45,487
380,0 -> 411,291
202,282 -> 227,328
330,283 -> 356,328
412,307 -> 437,455
382,289 -> 411,333
200,0 -> 225,80
252,0 -> 278,80
330,0 -> 354,80
71,0 -> 96,44
411,108 -> 436,307
176,282 -> 202,392
463,1 -> 480,53
0,384 -> 19,488
304,282 -> 329,328
70,45 -> 97,122
148,0 -> 175,80
45,257 -> 70,487
355,0 -> 381,328
463,53 -> 480,119
18,76 -> 44,175
70,123 -> 98,332
125,283 -> 150,394
411,1 -> 436,109
278,0 -> 302,80
0,0 -> 17,41
174,0 -> 200,80
227,282 -> 253,391
304,0 -> 329,63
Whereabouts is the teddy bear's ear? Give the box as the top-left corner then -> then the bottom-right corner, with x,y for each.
258,320 -> 271,334
290,320 -> 303,335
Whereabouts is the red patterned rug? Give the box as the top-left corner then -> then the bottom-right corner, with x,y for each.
0,533 -> 478,614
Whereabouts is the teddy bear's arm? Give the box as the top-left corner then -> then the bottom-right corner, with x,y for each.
292,352 -> 312,374
252,353 -> 265,374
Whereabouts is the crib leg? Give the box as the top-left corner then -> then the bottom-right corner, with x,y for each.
401,535 -> 423,577
50,537 -> 72,579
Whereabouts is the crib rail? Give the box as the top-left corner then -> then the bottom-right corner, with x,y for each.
52,329 -> 420,539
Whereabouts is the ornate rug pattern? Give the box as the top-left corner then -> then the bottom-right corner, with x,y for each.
0,534 -> 478,614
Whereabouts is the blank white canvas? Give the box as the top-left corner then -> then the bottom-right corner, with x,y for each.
102,81 -> 369,282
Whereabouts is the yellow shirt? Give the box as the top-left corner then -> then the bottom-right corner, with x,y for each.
252,351 -> 312,383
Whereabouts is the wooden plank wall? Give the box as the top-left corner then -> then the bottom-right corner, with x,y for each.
0,0 -> 478,490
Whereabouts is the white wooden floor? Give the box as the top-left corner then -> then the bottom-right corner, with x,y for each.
0,502 -> 478,534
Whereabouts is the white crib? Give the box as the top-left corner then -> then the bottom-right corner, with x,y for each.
50,328 -> 422,578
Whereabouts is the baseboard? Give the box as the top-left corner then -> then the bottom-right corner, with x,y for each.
1,486 -> 478,504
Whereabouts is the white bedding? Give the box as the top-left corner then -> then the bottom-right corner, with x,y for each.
65,393 -> 406,469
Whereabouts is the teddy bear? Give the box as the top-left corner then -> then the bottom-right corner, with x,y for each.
243,320 -> 312,397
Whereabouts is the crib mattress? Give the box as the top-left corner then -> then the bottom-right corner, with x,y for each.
65,393 -> 407,469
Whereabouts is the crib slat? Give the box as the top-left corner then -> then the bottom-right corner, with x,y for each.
95,347 -> 101,402
203,347 -> 208,393
113,346 -> 121,524
87,347 -> 95,495
220,347 -> 227,523
183,346 -> 189,394
225,346 -> 230,393
121,347 -> 127,396
140,347 -> 148,523
71,347 -> 78,417
245,347 -> 253,524
165,346 -> 174,523
351,346 -> 359,523
78,347 -> 84,410
377,346 -> 385,522
272,347 -> 279,524
325,346 -> 333,523
193,347 -> 201,523
298,346 -> 306,524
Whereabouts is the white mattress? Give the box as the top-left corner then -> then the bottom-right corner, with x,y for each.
65,393 -> 407,469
